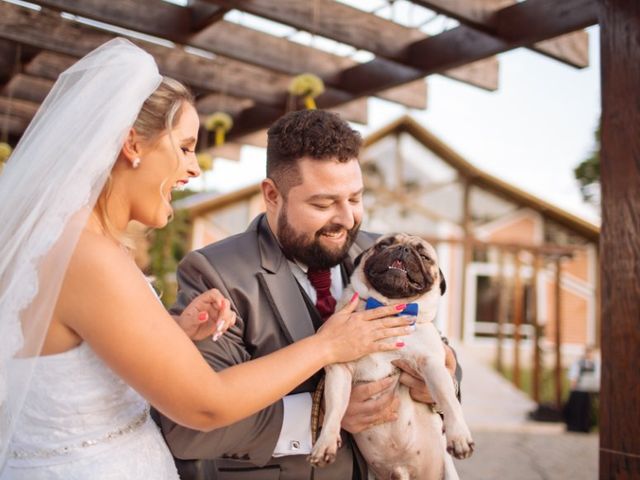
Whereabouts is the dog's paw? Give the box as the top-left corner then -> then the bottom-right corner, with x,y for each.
308,433 -> 342,467
445,422 -> 474,460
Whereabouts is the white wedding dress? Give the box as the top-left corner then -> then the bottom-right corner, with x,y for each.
2,342 -> 179,479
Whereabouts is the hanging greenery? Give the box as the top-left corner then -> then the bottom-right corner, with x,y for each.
289,73 -> 325,110
205,112 -> 233,147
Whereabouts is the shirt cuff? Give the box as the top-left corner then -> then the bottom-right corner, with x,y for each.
272,393 -> 313,457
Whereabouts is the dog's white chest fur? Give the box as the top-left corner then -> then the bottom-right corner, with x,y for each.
351,322 -> 439,383
350,322 -> 452,480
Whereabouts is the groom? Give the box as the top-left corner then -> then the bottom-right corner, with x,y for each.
160,110 -> 459,480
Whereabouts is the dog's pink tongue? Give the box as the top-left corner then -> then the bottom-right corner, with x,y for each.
391,259 -> 404,269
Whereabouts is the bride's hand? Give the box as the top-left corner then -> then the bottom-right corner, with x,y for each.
175,289 -> 237,341
316,294 -> 414,364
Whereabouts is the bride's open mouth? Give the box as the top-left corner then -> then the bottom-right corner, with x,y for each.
167,179 -> 189,203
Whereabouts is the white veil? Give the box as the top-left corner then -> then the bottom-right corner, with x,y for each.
0,38 -> 162,470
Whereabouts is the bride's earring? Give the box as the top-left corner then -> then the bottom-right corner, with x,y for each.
132,157 -> 141,169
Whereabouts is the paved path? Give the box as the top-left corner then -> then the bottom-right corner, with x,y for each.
454,430 -> 598,480
449,343 -> 598,479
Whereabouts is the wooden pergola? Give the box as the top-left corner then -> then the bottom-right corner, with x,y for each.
0,1 -> 636,477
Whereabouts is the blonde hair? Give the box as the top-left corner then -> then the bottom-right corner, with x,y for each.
96,77 -> 195,246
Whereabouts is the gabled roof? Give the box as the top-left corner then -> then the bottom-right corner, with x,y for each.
179,115 -> 599,242
365,115 -> 599,242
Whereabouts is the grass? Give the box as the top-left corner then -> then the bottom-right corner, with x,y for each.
495,364 -> 600,429
494,364 -> 571,405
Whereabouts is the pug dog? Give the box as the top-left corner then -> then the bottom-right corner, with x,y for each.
309,233 -> 474,480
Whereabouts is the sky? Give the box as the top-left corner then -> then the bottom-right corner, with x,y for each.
190,12 -> 602,226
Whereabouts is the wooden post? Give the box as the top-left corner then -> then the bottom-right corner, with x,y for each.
512,251 -> 523,389
530,254 -> 541,404
553,256 -> 563,410
495,247 -> 507,374
459,178 -> 472,341
599,0 -> 640,476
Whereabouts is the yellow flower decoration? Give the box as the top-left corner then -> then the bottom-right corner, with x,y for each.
0,142 -> 12,163
204,112 -> 233,147
197,152 -> 214,171
289,73 -> 325,110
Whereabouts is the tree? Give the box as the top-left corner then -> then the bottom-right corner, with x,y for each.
574,124 -> 601,207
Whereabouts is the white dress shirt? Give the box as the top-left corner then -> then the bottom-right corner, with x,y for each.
272,260 -> 343,457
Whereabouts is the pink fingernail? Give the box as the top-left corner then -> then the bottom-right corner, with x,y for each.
395,341 -> 405,348
198,312 -> 207,321
395,304 -> 407,311
351,292 -> 359,302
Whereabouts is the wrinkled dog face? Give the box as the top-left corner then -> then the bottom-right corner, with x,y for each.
356,233 -> 445,299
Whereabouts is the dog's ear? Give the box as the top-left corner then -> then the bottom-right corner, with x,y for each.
353,250 -> 365,268
439,268 -> 447,296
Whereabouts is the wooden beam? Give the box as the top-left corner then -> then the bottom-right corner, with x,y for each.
1,5 -> 373,120
0,5 -> 373,136
495,0 -> 598,44
378,79 -> 427,110
338,0 -> 598,97
599,0 -> 640,477
410,0 -> 590,68
3,77 -> 365,143
24,51 -> 75,79
29,0 -> 194,37
198,92 -> 368,125
444,56 -> 498,91
197,93 -> 255,117
205,0 -> 499,91
0,114 -> 29,136
0,97 -> 39,121
226,0 -> 596,139
328,97 -> 368,125
3,73 -> 54,103
209,0 -> 425,60
0,5 -> 305,107
532,31 -> 589,68
192,22 -> 433,105
27,0 -> 429,108
188,0 -> 228,31
0,40 -> 18,82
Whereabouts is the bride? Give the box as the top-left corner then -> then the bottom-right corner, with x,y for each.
0,39 -> 412,479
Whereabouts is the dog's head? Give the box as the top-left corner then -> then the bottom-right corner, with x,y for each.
353,233 -> 446,301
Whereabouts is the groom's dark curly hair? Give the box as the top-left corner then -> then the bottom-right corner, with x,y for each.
266,109 -> 362,195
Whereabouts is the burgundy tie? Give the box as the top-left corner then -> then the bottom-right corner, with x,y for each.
307,268 -> 337,321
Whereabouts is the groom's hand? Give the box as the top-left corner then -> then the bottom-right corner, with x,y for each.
175,288 -> 236,341
340,376 -> 400,433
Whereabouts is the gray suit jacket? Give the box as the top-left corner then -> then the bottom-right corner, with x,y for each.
160,214 -> 376,480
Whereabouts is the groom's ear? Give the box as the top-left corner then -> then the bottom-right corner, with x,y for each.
261,178 -> 283,212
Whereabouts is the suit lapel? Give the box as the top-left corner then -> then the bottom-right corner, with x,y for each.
255,215 -> 316,343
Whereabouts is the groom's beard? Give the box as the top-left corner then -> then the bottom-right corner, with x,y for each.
277,206 -> 360,271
